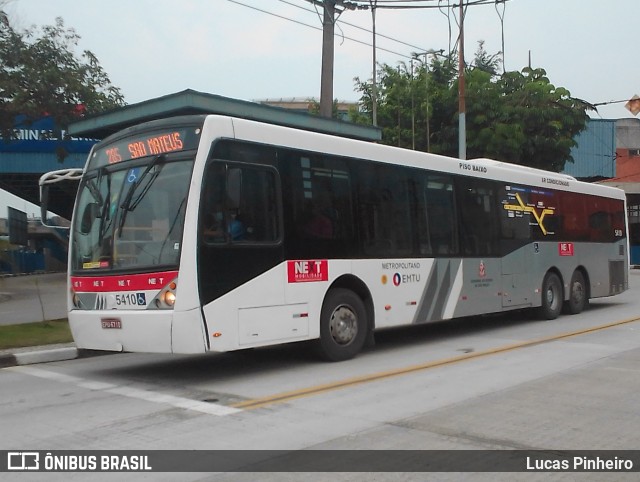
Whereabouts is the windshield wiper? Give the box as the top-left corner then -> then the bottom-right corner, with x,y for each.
156,195 -> 187,263
85,177 -> 104,207
117,154 -> 166,237
98,172 -> 113,242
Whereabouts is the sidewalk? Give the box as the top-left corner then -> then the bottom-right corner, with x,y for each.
0,272 -> 111,368
0,272 -> 67,325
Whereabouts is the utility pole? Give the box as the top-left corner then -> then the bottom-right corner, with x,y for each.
458,0 -> 466,160
320,1 -> 336,118
317,1 -> 359,119
370,0 -> 378,126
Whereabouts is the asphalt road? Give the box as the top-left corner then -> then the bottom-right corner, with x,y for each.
0,272 -> 67,325
1,272 -> 639,480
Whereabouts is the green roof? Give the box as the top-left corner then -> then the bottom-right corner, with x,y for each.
69,89 -> 381,142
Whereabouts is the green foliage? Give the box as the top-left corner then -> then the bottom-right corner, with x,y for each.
309,98 -> 341,118
472,40 -> 502,75
353,43 -> 592,172
0,11 -> 125,154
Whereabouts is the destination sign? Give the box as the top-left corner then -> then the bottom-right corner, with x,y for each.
89,127 -> 201,169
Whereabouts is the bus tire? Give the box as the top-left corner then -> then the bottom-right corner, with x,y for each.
317,288 -> 367,362
539,272 -> 563,320
564,270 -> 588,315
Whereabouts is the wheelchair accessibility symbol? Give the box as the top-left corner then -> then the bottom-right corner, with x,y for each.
136,293 -> 146,305
126,168 -> 140,184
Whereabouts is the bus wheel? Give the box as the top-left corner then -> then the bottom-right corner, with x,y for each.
317,288 -> 367,362
539,272 -> 563,320
564,270 -> 588,315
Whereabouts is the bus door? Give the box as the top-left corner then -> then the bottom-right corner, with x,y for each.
197,161 -> 284,308
501,247 -> 531,307
456,178 -> 502,315
499,185 -> 534,308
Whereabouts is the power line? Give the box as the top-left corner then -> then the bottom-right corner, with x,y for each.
228,0 -> 511,59
279,0 -> 427,52
592,98 -> 635,107
226,0 -> 322,33
226,0 -> 426,60
350,0 -> 511,8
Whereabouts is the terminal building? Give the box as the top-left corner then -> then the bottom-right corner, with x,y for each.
1,90 -> 640,272
0,90 -> 379,274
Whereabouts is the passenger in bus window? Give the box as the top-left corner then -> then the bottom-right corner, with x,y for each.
301,199 -> 334,239
228,210 -> 246,241
204,207 -> 246,242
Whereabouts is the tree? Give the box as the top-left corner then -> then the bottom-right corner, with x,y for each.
471,40 -> 501,75
352,43 -> 592,172
0,9 -> 125,147
495,67 -> 592,171
354,62 -> 435,150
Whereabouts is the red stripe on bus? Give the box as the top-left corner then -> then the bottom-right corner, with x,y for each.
71,271 -> 178,292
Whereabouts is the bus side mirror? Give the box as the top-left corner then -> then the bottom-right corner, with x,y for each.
39,168 -> 83,229
39,183 -> 68,229
40,184 -> 51,225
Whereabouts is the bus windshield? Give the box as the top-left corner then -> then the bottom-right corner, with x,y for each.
71,159 -> 194,273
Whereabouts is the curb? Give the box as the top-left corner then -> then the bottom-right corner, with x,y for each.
17,346 -> 79,365
0,346 -> 111,369
0,347 -> 78,368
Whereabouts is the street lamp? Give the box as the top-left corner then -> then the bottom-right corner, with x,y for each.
412,49 -> 445,153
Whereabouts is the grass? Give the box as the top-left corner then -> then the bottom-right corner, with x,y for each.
0,319 -> 73,350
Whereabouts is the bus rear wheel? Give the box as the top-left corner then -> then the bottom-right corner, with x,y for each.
317,288 -> 367,362
539,272 -> 563,320
564,270 -> 588,315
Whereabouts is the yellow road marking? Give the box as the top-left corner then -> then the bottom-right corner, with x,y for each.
233,316 -> 640,410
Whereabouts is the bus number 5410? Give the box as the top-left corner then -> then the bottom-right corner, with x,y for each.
115,293 -> 146,306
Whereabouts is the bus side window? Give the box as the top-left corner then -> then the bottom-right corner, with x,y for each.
201,163 -> 280,244
201,163 -> 228,243
457,179 -> 499,256
290,153 -> 354,253
423,174 -> 456,256
559,192 -> 588,241
359,164 -> 412,256
239,167 -> 280,243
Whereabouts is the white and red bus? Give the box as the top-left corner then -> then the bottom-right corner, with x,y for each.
40,115 -> 629,361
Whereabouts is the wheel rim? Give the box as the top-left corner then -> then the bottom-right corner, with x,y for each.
329,304 -> 358,346
546,283 -> 559,310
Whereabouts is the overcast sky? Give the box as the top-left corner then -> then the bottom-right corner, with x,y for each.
2,0 -> 640,216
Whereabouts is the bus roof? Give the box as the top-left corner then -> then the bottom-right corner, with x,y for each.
223,115 -> 625,201
88,113 -> 624,201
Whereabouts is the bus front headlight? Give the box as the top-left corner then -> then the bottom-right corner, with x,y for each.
163,290 -> 176,307
152,278 -> 178,309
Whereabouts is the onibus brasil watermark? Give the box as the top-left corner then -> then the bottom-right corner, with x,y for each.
6,452 -> 151,472
2,450 -> 638,473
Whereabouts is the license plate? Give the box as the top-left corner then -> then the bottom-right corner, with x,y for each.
101,318 -> 122,329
